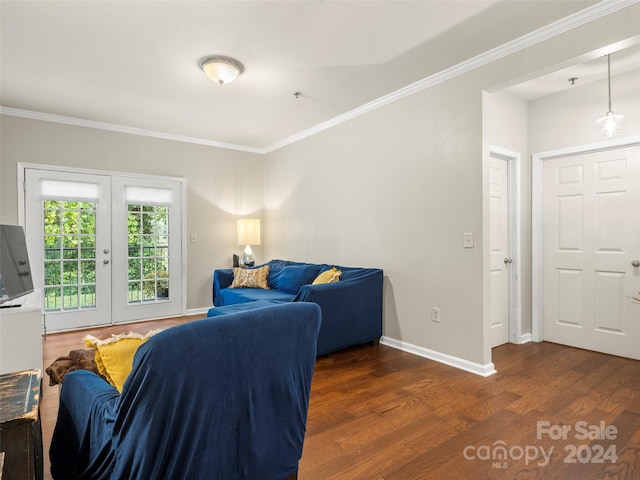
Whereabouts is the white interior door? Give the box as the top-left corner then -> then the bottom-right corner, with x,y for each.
25,168 -> 112,331
543,146 -> 640,359
489,156 -> 510,347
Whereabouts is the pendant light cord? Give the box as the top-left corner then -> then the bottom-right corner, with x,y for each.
607,54 -> 612,114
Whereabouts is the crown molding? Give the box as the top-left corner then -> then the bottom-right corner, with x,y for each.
0,106 -> 267,155
265,0 -> 638,153
2,0 -> 636,155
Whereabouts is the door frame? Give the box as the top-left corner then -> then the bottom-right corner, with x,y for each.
17,162 -> 188,327
489,146 -> 522,344
531,134 -> 640,342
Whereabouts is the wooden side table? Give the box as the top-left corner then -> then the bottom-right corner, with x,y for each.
0,369 -> 43,480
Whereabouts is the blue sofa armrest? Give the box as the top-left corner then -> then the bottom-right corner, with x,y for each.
294,268 -> 383,355
50,370 -> 120,479
213,268 -> 234,307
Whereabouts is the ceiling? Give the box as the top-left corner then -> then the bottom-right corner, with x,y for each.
0,1 -> 632,152
503,42 -> 640,100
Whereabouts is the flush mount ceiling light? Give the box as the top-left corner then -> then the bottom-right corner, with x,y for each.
596,54 -> 625,138
201,56 -> 244,86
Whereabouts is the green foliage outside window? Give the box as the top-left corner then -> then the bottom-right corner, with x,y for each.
127,204 -> 170,304
43,201 -> 97,311
42,201 -> 170,311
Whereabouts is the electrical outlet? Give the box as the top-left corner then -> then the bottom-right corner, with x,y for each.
431,307 -> 441,323
190,233 -> 198,243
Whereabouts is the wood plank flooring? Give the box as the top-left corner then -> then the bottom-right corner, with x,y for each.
38,316 -> 640,479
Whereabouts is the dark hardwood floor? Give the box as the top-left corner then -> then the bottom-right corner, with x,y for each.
40,316 -> 640,479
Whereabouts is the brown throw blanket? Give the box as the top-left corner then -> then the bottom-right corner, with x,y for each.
46,349 -> 101,386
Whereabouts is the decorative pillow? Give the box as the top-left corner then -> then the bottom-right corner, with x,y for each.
230,265 -> 270,289
268,264 -> 322,294
312,266 -> 342,284
84,329 -> 162,392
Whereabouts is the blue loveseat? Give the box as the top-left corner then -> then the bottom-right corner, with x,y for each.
208,259 -> 383,355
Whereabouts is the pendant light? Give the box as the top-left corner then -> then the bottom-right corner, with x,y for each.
596,54 -> 625,138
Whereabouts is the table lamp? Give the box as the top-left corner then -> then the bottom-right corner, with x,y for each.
237,219 -> 261,267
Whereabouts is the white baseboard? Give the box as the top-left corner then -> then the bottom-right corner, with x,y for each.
380,336 -> 497,377
518,333 -> 533,344
185,307 -> 210,317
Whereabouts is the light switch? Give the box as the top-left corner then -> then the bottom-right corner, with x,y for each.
463,232 -> 474,248
190,234 -> 198,243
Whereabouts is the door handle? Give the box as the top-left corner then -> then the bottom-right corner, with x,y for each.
632,260 -> 640,268
504,258 -> 513,264
103,259 -> 110,265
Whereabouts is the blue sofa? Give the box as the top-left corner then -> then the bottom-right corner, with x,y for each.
50,303 -> 321,480
209,259 -> 383,355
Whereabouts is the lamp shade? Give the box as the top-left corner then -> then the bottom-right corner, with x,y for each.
237,219 -> 261,246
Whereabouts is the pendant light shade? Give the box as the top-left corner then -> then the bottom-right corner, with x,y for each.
596,111 -> 625,138
596,54 -> 625,138
201,56 -> 244,86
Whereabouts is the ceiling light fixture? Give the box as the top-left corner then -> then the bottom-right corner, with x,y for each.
201,56 -> 244,86
596,54 -> 625,138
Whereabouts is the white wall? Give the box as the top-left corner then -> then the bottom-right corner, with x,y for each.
487,91 -> 531,337
264,6 -> 640,369
266,75 -> 486,365
0,116 -> 264,311
488,91 -> 528,154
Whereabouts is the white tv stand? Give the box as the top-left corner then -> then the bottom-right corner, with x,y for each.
0,291 -> 43,375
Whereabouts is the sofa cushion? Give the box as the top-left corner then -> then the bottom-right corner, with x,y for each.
218,286 -> 297,306
268,264 -> 321,294
312,266 -> 342,284
231,265 -> 270,289
84,329 -> 162,392
207,299 -> 286,318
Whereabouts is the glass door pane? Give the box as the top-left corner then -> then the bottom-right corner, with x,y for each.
43,200 -> 97,312
126,204 -> 170,303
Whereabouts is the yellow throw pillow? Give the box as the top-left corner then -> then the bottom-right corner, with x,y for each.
312,267 -> 342,285
230,265 -> 270,289
84,329 -> 162,392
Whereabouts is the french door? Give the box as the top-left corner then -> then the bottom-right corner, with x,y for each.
25,169 -> 112,330
23,166 -> 184,332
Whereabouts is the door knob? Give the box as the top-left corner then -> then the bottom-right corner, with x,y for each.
103,259 -> 110,265
504,258 -> 513,264
103,249 -> 110,254
632,260 -> 640,268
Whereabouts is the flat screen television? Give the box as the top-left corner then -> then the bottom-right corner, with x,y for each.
0,224 -> 34,306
